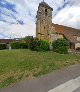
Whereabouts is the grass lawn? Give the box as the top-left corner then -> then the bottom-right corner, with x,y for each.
0,49 -> 80,88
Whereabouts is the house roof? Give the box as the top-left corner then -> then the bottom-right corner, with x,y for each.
39,1 -> 53,10
0,39 -> 18,44
52,23 -> 80,43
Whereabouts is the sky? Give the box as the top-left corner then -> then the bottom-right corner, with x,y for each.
0,0 -> 80,39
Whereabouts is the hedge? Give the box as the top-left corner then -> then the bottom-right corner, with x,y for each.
10,42 -> 28,49
0,43 -> 7,50
52,39 -> 69,54
38,40 -> 49,51
29,38 -> 41,51
29,39 -> 49,51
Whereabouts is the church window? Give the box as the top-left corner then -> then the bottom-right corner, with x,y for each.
45,9 -> 47,16
45,9 -> 47,12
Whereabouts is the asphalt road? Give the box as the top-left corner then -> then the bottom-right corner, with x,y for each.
73,87 -> 80,92
0,64 -> 80,92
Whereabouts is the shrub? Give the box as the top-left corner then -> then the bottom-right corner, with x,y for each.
38,40 -> 49,51
10,42 -> 28,49
21,36 -> 33,48
52,39 -> 69,54
29,39 -> 49,51
0,43 -> 7,50
20,42 -> 28,49
29,38 -> 41,51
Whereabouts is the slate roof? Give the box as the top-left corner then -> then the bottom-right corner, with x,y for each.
39,1 -> 53,10
52,23 -> 80,43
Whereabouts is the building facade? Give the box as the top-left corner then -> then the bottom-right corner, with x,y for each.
36,1 -> 80,49
36,1 -> 54,42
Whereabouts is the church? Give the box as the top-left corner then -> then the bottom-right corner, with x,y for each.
36,1 -> 80,50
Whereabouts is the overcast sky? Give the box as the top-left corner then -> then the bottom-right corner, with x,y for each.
0,0 -> 80,39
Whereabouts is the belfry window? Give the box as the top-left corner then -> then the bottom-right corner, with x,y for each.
45,9 -> 47,12
45,9 -> 47,16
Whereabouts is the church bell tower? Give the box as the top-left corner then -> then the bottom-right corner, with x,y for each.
36,1 -> 53,41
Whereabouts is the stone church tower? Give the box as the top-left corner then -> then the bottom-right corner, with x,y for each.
36,1 -> 54,42
36,1 -> 80,50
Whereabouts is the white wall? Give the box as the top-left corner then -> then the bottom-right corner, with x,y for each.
75,43 -> 80,49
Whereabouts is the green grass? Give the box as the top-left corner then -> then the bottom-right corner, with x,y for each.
0,49 -> 80,88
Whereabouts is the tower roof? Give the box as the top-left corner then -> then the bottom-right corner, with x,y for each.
39,1 -> 53,10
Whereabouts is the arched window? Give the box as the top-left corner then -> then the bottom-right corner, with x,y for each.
45,9 -> 47,16
45,9 -> 47,12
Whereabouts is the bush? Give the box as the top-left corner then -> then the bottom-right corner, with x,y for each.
52,39 -> 69,54
38,40 -> 49,51
21,36 -> 33,48
29,38 -> 41,51
0,43 -> 7,50
10,42 -> 28,49
29,39 -> 49,51
20,42 -> 28,49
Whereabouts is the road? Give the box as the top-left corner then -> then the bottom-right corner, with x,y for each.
48,76 -> 80,92
0,64 -> 80,92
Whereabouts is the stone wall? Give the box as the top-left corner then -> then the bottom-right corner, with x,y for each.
75,43 -> 80,49
36,3 -> 53,42
77,37 -> 80,41
49,33 -> 64,43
